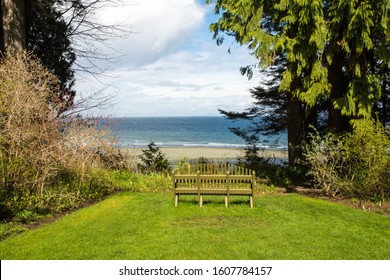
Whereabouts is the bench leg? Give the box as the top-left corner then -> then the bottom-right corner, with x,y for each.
174,194 -> 179,207
198,195 -> 203,207
225,196 -> 229,207
249,195 -> 254,208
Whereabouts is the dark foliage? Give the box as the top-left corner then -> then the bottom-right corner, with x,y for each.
138,142 -> 171,174
27,0 -> 76,114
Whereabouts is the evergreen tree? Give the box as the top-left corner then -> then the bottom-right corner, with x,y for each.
207,0 -> 390,165
27,0 -> 76,114
219,63 -> 288,158
138,142 -> 171,174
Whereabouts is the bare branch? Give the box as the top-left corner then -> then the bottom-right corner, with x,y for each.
58,0 -> 132,77
63,85 -> 119,117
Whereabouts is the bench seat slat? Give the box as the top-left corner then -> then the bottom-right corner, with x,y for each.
175,188 -> 252,194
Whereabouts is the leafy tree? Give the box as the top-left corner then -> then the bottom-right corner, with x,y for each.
206,0 -> 307,165
207,0 -> 390,166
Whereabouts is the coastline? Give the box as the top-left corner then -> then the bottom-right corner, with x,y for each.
123,146 -> 288,164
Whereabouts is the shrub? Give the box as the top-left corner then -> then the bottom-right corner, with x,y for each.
0,51 -> 65,214
304,119 -> 390,201
196,157 -> 210,165
0,51 -> 126,220
343,119 -> 390,200
137,142 -> 171,174
126,173 -> 172,193
303,132 -> 348,196
0,222 -> 28,241
235,147 -> 300,187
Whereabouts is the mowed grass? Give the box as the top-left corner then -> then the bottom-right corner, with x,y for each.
0,192 -> 389,260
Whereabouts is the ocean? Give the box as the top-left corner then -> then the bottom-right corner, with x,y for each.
102,116 -> 287,149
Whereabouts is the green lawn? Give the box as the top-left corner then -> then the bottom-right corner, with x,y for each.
0,192 -> 389,259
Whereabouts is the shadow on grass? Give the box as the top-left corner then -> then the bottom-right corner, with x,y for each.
176,195 -> 252,207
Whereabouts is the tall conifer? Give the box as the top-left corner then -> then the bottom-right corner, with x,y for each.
207,0 -> 390,165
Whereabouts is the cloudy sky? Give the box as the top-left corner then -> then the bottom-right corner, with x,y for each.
76,0 -> 260,117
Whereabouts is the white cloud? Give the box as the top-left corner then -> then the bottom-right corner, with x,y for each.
82,48 -> 259,117
97,0 -> 205,67
76,0 -> 262,117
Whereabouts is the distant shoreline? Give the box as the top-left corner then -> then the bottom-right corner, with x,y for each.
103,117 -> 288,152
122,146 -> 288,164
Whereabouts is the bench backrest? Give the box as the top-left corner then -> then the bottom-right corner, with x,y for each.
175,163 -> 254,175
172,164 -> 255,191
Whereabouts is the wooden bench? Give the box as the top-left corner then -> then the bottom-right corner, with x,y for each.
172,164 -> 256,208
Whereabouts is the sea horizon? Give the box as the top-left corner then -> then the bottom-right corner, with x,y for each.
101,116 -> 288,150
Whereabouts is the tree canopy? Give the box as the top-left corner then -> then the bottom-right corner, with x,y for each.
207,0 -> 390,165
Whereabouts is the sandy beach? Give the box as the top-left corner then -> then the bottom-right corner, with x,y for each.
124,147 -> 287,163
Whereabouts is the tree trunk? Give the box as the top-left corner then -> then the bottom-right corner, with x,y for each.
287,88 -> 304,167
0,0 -> 26,51
304,104 -> 318,142
0,2 -> 4,53
381,72 -> 389,125
328,49 -> 350,133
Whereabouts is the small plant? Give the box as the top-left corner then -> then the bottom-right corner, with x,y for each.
176,157 -> 191,174
127,173 -> 172,193
138,142 -> 171,174
196,157 -> 210,165
0,222 -> 28,241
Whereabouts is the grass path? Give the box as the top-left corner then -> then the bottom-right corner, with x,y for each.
0,192 -> 389,259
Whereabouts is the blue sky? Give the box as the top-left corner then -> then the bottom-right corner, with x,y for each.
76,0 -> 260,117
